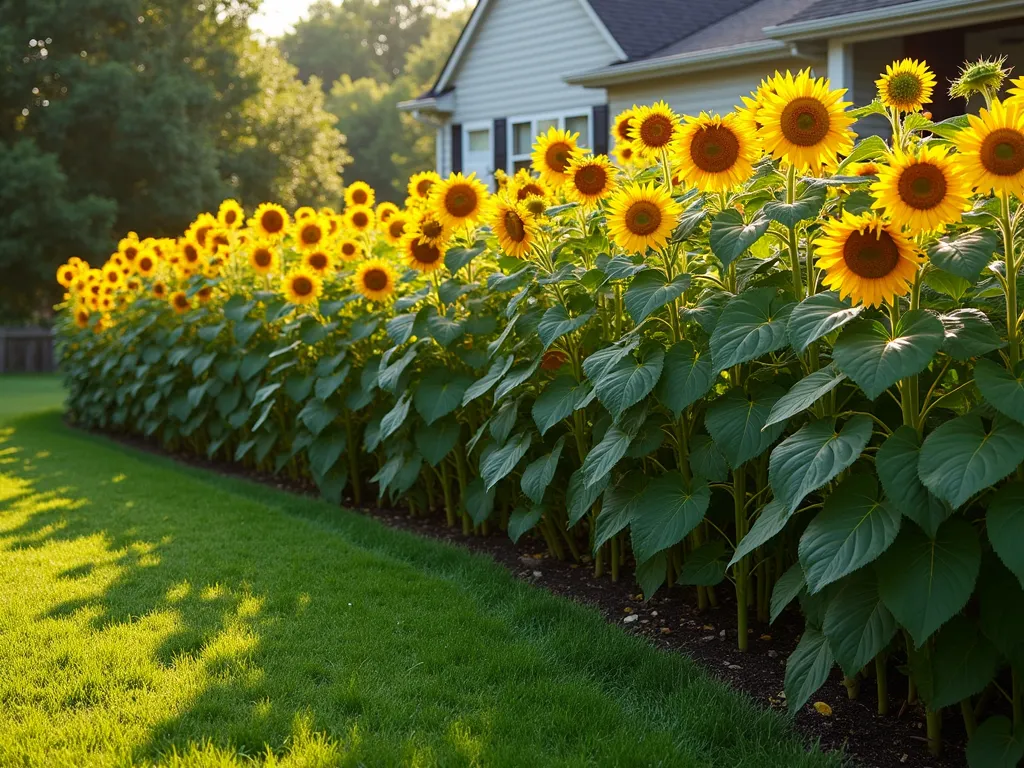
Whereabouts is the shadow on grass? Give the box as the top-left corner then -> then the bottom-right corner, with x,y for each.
0,412 -> 838,767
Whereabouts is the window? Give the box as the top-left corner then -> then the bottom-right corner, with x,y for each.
467,129 -> 490,152
506,111 -> 593,175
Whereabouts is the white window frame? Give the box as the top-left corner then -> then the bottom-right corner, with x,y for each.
506,110 -> 593,175
461,120 -> 494,187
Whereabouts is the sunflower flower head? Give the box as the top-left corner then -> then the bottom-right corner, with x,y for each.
376,201 -> 400,225
950,56 -> 1010,104
338,238 -> 363,263
431,172 -> 489,228
401,231 -> 446,273
814,211 -> 922,308
564,153 -> 618,206
408,171 -> 441,203
954,98 -> 1024,197
628,101 -> 681,159
531,127 -> 580,186
293,214 -> 330,252
217,199 -> 244,230
345,181 -> 376,209
249,242 -> 278,276
354,259 -> 397,302
876,59 -> 936,112
303,248 -> 334,275
283,270 -> 323,306
606,182 -> 682,254
675,111 -> 758,193
757,69 -> 855,172
491,199 -> 536,258
871,144 -> 972,234
169,290 -> 192,315
345,205 -> 376,234
509,169 -> 551,204
251,203 -> 290,240
383,212 -> 411,246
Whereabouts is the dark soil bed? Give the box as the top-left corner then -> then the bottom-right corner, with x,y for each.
86,423 -> 967,768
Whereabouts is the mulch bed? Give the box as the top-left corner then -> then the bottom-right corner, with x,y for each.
84,424 -> 966,768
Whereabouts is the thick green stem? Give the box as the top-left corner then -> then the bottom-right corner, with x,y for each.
961,699 -> 977,740
1001,193 -> 1021,368
733,467 -> 749,652
786,164 -> 804,301
611,534 -> 620,582
440,461 -> 455,527
843,675 -> 861,700
926,708 -> 942,757
875,654 -> 889,715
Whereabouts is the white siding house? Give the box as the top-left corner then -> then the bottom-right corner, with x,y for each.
400,0 -> 1024,183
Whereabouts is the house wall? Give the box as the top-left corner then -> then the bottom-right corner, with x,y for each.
851,38 -> 903,140
446,0 -> 615,126
605,57 -> 824,128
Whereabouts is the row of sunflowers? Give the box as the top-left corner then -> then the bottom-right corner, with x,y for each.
58,58 -> 1024,764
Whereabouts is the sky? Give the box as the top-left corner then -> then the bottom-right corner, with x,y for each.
249,0 -> 472,39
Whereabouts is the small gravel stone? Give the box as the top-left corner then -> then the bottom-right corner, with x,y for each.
623,614 -> 638,624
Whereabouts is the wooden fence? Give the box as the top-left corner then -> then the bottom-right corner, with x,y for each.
0,327 -> 57,373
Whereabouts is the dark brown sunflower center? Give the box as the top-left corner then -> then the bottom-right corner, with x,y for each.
174,294 -> 189,309
843,229 -> 901,279
106,270 -> 119,283
638,114 -> 674,148
363,268 -> 388,291
886,72 -> 923,105
855,163 -> 879,177
574,164 -> 608,196
138,257 -> 153,272
503,210 -> 527,242
625,201 -> 663,236
445,184 -> 478,217
225,210 -> 237,224
525,198 -> 546,217
379,209 -> 393,223
195,226 -> 211,247
615,118 -> 633,142
690,125 -> 741,173
544,143 -> 572,174
416,179 -> 434,197
780,97 -> 831,147
517,182 -> 544,201
213,234 -> 229,249
291,276 -> 314,297
253,248 -> 272,267
198,287 -> 212,302
308,252 -> 329,270
389,220 -> 407,239
261,210 -> 285,233
154,284 -> 166,296
422,219 -> 444,238
980,128 -> 1024,177
184,244 -> 199,263
351,189 -> 368,205
352,212 -> 369,229
328,218 -> 339,235
411,240 -> 442,265
620,146 -> 634,161
63,270 -> 74,282
897,162 -> 947,210
301,224 -> 322,245
124,246 -> 138,261
341,242 -> 357,257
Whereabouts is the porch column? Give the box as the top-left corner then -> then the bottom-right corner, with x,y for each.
827,39 -> 854,93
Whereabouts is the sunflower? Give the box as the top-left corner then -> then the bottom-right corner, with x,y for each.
1007,76 -> 1024,104
847,161 -> 882,178
384,212 -> 411,246
338,238 -> 363,262
613,142 -> 637,167
345,181 -> 376,208
187,213 -> 217,251
152,282 -> 168,299
530,127 -> 579,186
180,239 -> 203,267
871,144 -> 971,234
757,70 -> 855,172
564,153 -> 617,206
135,251 -> 158,278
401,232 -> 446,273
876,59 -> 936,113
118,234 -> 141,264
954,98 -> 1024,198
283,270 -> 322,305
510,169 -> 551,203
815,211 -> 922,308
491,199 -> 535,258
197,286 -> 213,304
293,215 -> 330,252
628,102 -> 681,159
169,291 -> 192,314
675,112 -> 758,193
102,263 -> 123,289
248,242 -> 278,275
354,259 -> 397,301
606,182 -> 682,254
376,201 -> 400,224
737,75 -> 778,133
74,306 -> 91,329
431,172 -> 489,228
217,199 -> 244,230
208,228 -> 231,255
252,202 -> 290,239
56,263 -> 78,288
612,107 -> 638,146
303,248 -> 333,274
295,206 -> 317,221
407,210 -> 451,248
408,171 -> 441,202
345,205 -> 375,234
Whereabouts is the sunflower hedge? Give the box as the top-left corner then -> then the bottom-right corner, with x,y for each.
56,59 -> 1024,763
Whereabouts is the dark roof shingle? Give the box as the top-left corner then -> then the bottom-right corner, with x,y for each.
776,0 -> 921,24
587,0 -> 765,59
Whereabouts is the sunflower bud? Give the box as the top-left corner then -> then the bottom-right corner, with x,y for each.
949,56 -> 1010,104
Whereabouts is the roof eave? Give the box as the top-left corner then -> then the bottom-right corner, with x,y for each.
396,91 -> 454,116
564,40 -> 807,88
764,0 -> 1023,41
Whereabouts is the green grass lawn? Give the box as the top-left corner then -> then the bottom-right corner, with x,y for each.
0,375 -> 838,768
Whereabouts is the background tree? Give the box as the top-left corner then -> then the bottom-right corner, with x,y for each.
0,0 -> 349,321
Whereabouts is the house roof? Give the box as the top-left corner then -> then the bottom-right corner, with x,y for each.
585,0 -> 765,60
778,0 -> 920,24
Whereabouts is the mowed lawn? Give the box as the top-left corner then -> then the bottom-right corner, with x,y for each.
0,375 -> 838,768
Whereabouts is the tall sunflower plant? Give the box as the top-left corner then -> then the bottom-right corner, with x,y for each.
55,57 -> 1024,764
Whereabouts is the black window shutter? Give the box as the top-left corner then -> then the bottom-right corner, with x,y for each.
493,118 -> 507,177
592,105 -> 610,155
451,123 -> 463,174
